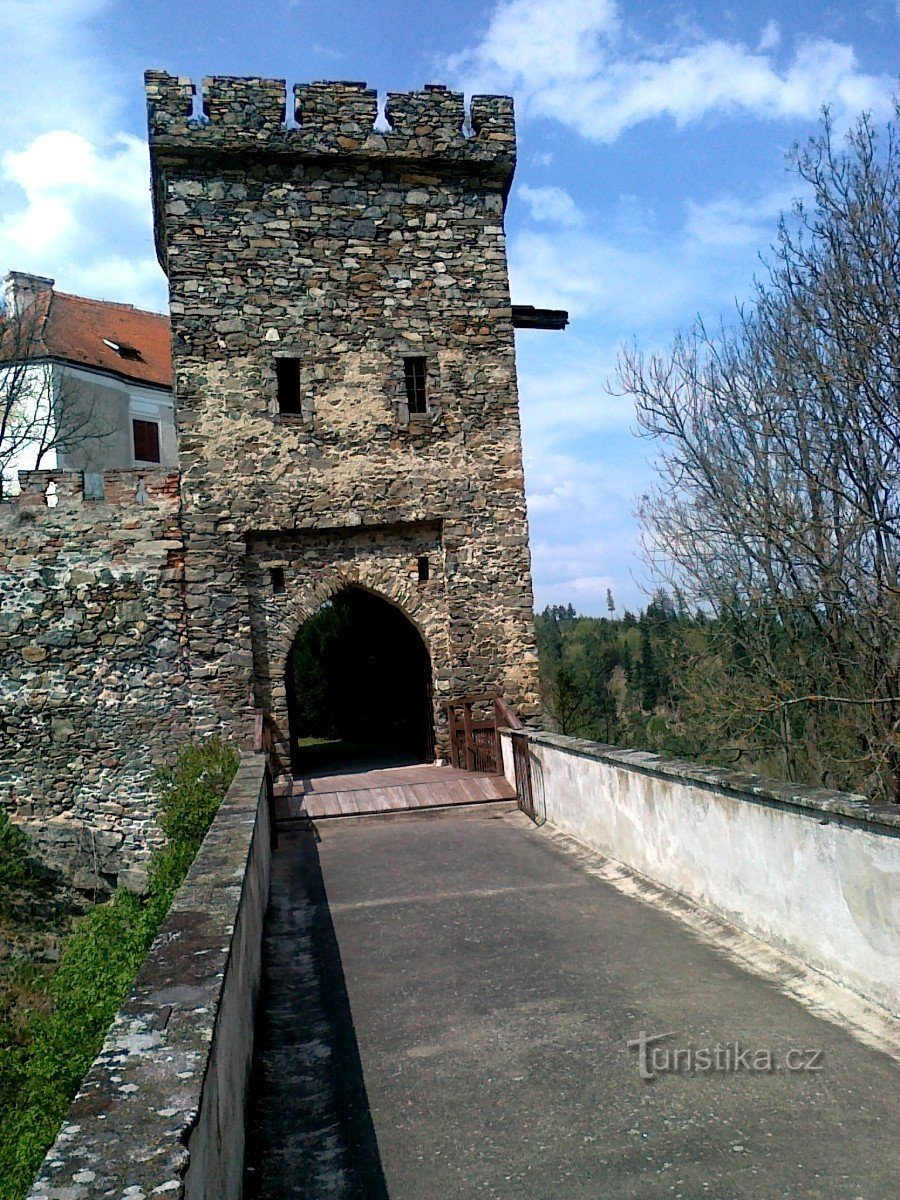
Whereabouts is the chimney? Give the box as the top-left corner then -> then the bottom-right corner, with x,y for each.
3,270 -> 55,317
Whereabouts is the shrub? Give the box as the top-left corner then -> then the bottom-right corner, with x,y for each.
155,738 -> 241,848
0,737 -> 239,1200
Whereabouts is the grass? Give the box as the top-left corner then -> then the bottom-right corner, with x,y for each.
292,736 -> 419,773
0,738 -> 239,1200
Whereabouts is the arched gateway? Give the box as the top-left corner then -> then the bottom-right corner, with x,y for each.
285,588 -> 435,773
146,72 -> 551,772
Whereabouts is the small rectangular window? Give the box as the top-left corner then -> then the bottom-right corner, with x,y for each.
132,419 -> 161,463
417,556 -> 430,582
270,566 -> 286,595
276,358 -> 302,415
403,356 -> 428,415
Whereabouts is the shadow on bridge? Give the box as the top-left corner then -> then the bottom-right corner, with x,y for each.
243,823 -> 390,1200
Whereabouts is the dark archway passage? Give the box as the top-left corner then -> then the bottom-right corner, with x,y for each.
286,588 -> 435,774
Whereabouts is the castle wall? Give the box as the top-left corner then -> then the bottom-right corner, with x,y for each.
0,469 -> 191,890
147,74 -> 541,755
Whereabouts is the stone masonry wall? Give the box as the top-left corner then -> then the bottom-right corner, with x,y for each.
147,73 -> 541,757
0,469 -> 190,891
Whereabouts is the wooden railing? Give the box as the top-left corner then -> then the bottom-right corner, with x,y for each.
443,695 -> 535,819
506,728 -> 535,821
253,709 -> 268,754
444,695 -> 499,773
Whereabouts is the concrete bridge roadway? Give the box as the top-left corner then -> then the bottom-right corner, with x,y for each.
244,771 -> 898,1199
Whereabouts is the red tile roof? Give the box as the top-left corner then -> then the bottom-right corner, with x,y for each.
41,291 -> 172,388
1,287 -> 172,389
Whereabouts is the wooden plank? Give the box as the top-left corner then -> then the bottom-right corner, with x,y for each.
458,777 -> 490,803
461,703 -> 476,772
384,786 -> 409,810
354,789 -> 393,813
464,773 -> 515,801
311,793 -> 343,817
447,706 -> 460,768
275,763 -> 515,825
398,785 -> 422,808
408,782 -> 441,807
466,774 -> 498,800
338,793 -> 361,816
489,775 -> 517,800
442,780 -> 475,805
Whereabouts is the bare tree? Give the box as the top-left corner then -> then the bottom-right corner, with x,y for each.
541,661 -> 596,737
0,299 -> 113,500
616,101 -> 900,801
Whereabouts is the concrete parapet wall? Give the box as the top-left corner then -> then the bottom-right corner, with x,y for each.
27,753 -> 271,1200
501,731 -> 900,1012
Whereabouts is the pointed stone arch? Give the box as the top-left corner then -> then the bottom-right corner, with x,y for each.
283,584 -> 436,772
246,532 -> 454,773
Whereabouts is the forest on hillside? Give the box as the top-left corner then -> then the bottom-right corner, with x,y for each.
535,590 -> 894,802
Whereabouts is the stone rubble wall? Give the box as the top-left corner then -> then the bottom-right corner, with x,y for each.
0,469 -> 193,891
148,71 -> 542,753
247,523 -> 449,771
0,72 -> 544,891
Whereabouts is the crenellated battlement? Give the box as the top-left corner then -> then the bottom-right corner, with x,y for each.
293,80 -> 378,145
145,71 -> 515,173
6,468 -> 180,510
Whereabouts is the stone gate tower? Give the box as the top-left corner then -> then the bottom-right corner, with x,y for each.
146,72 -> 543,767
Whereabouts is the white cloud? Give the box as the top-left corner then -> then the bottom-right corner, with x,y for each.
0,1 -> 117,144
461,0 -> 621,91
447,0 -> 894,141
683,183 -> 805,250
517,184 -> 584,226
509,226 -> 727,326
2,132 -> 150,251
525,449 -> 652,611
520,358 -> 633,440
757,20 -> 781,54
0,130 -> 165,309
0,2 -> 166,310
66,255 -> 168,309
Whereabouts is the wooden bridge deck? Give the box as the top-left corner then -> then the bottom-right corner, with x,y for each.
274,762 -> 517,822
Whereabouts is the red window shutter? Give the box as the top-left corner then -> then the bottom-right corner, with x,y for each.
133,419 -> 161,463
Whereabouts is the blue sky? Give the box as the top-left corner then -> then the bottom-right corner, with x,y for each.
1,0 -> 896,612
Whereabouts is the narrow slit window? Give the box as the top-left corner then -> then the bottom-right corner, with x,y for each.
403,356 -> 428,415
417,556 -> 430,582
275,358 -> 302,415
270,567 -> 286,595
132,419 -> 161,463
